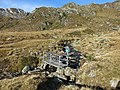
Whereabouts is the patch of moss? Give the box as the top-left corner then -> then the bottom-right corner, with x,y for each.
83,28 -> 94,35
19,56 -> 39,70
67,31 -> 81,37
85,54 -> 96,61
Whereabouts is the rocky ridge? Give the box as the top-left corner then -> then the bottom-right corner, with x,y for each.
0,1 -> 120,31
0,8 -> 28,18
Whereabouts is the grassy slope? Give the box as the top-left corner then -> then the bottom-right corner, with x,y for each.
0,74 -> 47,90
0,27 -> 120,89
0,2 -> 120,89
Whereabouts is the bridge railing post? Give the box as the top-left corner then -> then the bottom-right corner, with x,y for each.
66,52 -> 69,66
59,56 -> 61,69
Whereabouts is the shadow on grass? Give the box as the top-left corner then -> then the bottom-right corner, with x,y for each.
37,77 -> 105,90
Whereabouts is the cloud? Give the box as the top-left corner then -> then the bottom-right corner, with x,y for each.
21,5 -> 39,12
0,0 -> 40,12
10,3 -> 39,12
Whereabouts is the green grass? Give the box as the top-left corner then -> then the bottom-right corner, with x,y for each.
85,54 -> 96,61
19,56 -> 39,70
82,28 -> 95,35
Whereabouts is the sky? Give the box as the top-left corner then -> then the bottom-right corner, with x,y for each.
0,0 -> 116,12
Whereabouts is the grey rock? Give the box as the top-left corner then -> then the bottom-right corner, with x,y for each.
28,69 -> 40,74
22,65 -> 30,74
112,26 -> 120,31
87,70 -> 96,77
7,51 -> 14,56
110,79 -> 120,89
0,8 -> 28,18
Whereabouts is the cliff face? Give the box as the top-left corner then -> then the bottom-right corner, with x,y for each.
0,8 -> 28,18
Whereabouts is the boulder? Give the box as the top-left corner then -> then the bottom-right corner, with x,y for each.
22,65 -> 30,74
110,78 -> 120,89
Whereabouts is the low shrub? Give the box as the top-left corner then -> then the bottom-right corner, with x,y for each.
19,56 -> 39,70
85,54 -> 96,61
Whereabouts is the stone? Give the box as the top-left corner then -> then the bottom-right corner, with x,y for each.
63,85 -> 79,90
6,37 -> 11,41
28,69 -> 40,74
87,70 -> 96,77
110,78 -> 120,89
22,65 -> 30,74
80,87 -> 91,90
7,51 -> 14,56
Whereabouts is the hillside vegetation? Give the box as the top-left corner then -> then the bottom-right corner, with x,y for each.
0,1 -> 120,90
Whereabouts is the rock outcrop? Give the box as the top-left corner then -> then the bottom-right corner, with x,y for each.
0,1 -> 120,31
0,8 -> 28,18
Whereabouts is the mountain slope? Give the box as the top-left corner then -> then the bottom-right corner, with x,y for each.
0,1 -> 120,90
0,8 -> 28,18
0,1 -> 120,32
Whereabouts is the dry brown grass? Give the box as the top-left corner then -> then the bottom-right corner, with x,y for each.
0,28 -> 86,71
0,74 -> 46,90
0,28 -> 120,89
